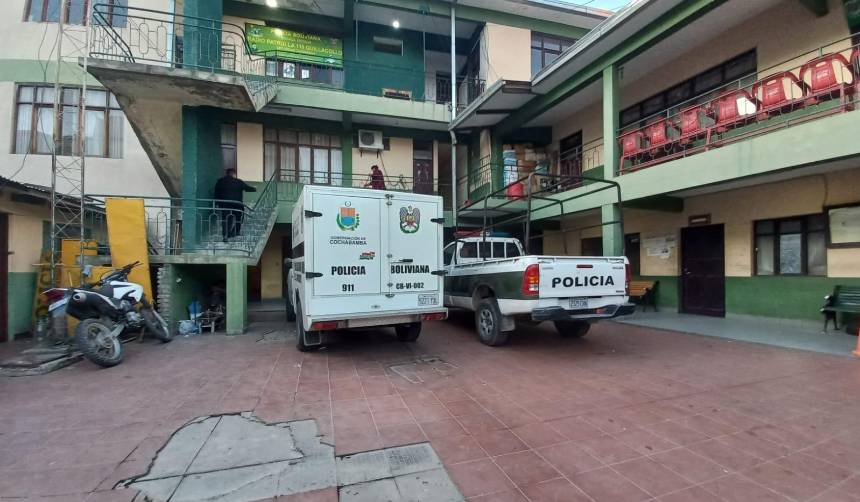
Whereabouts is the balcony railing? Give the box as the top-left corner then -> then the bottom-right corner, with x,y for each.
89,4 -> 277,108
617,35 -> 860,175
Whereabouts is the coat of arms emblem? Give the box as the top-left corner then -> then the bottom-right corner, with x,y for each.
336,204 -> 359,231
399,206 -> 420,234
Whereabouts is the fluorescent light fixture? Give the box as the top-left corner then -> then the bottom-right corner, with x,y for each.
266,0 -> 277,7
392,20 -> 400,29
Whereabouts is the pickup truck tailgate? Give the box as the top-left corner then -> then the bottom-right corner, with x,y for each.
538,258 -> 627,298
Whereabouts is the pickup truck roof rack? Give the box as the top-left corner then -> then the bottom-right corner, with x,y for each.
455,172 -> 625,255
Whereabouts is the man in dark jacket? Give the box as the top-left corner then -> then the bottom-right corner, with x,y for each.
213,168 -> 256,240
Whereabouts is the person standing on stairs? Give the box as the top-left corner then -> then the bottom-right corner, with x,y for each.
213,168 -> 257,241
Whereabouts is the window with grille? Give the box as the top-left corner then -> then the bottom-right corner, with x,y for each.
14,85 -> 123,158
25,0 -> 127,26
263,128 -> 342,185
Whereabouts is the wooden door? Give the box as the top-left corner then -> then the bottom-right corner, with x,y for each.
681,224 -> 725,317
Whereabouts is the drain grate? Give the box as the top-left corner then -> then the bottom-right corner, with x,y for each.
389,355 -> 458,384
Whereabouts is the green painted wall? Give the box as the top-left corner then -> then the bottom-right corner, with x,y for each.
633,274 -> 860,322
345,21 -> 426,99
183,0 -> 224,71
168,264 -> 226,331
634,275 -> 679,310
0,59 -> 101,85
181,106 -> 223,249
726,276 -> 860,321
226,262 -> 248,334
7,272 -> 36,338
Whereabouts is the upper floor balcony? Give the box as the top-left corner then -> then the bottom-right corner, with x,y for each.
616,35 -> 860,176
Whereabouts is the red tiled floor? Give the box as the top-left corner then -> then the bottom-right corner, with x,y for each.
448,458 -> 515,498
3,315 -> 860,501
493,450 -> 559,487
570,466 -> 652,502
521,478 -> 592,502
473,429 -> 528,457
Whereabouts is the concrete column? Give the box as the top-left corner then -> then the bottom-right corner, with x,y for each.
601,203 -> 623,256
226,262 -> 248,335
181,107 -> 221,252
602,64 -> 619,179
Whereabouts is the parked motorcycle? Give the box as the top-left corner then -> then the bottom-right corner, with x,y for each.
44,261 -> 171,367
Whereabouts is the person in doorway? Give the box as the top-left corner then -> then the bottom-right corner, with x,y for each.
214,168 -> 256,240
367,165 -> 386,190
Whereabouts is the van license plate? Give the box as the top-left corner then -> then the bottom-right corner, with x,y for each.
418,294 -> 438,306
569,299 -> 588,309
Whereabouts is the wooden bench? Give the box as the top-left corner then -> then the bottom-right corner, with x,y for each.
821,285 -> 860,332
629,280 -> 658,312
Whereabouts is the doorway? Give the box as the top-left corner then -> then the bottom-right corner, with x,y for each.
681,224 -> 725,317
0,214 -> 7,342
413,140 -> 433,195
625,233 -> 641,276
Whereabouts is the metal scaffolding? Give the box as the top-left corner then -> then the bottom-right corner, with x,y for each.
49,0 -> 91,288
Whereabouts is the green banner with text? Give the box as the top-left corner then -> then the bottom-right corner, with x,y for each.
246,23 -> 343,67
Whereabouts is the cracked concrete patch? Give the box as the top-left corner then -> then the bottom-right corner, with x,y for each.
123,413 -> 334,501
122,414 -> 459,502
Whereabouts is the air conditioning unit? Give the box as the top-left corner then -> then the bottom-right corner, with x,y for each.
358,129 -> 384,150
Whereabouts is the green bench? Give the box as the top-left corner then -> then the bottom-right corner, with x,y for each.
821,285 -> 860,332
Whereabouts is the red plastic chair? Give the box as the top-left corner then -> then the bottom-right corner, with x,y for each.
711,89 -> 757,133
618,130 -> 644,171
676,105 -> 707,145
644,119 -> 674,156
799,53 -> 854,104
751,71 -> 804,118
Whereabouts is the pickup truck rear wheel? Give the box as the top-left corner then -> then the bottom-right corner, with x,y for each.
476,298 -> 509,346
395,323 -> 421,342
285,293 -> 296,322
554,320 -> 590,338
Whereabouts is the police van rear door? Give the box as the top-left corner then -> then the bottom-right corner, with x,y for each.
310,191 -> 383,297
386,194 -> 442,307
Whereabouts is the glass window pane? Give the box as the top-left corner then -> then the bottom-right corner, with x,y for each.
282,145 -> 297,181
531,33 -> 542,49
298,146 -> 311,184
531,48 -> 542,76
15,104 -> 33,153
27,0 -> 43,21
220,124 -> 236,145
108,109 -> 123,158
62,88 -> 80,105
35,107 -> 54,154
828,206 -> 860,245
807,214 -> 826,231
492,242 -> 504,258
545,52 -> 560,67
478,242 -> 491,258
266,60 -> 277,76
109,94 -> 120,108
506,242 -> 520,258
85,109 -> 106,156
807,231 -> 826,276
19,86 -> 35,102
67,0 -> 86,25
37,87 -> 54,104
755,220 -> 774,234
264,128 -> 277,141
110,0 -> 128,28
61,105 -> 79,155
779,219 -> 802,233
312,148 -> 329,183
694,67 -> 722,93
263,143 -> 277,181
778,233 -> 802,274
282,62 -> 296,79
755,235 -> 774,275
543,38 -> 561,52
280,129 -> 297,143
45,0 -> 60,22
312,133 -> 328,146
86,90 -> 107,108
330,148 -> 342,186
459,242 -> 476,258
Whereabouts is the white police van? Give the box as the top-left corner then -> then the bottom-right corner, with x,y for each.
286,185 -> 447,351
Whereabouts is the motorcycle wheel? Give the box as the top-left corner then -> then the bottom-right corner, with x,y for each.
75,318 -> 124,368
142,308 -> 172,343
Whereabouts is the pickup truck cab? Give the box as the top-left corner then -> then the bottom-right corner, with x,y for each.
443,236 -> 634,346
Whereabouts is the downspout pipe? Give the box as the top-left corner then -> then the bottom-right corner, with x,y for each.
450,0 -> 458,228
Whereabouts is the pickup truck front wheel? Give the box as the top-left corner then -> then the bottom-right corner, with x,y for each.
476,298 -> 510,346
554,320 -> 590,338
395,323 -> 422,342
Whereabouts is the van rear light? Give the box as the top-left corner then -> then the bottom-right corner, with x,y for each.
522,264 -> 540,296
310,321 -> 341,330
421,313 -> 447,321
625,263 -> 632,296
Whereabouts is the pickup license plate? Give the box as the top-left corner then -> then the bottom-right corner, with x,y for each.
418,294 -> 438,306
569,298 -> 588,309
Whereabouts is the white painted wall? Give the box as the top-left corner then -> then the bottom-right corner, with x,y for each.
0,0 -> 169,199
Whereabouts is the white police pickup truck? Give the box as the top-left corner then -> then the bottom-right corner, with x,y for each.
443,236 -> 634,346
286,185 -> 448,351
